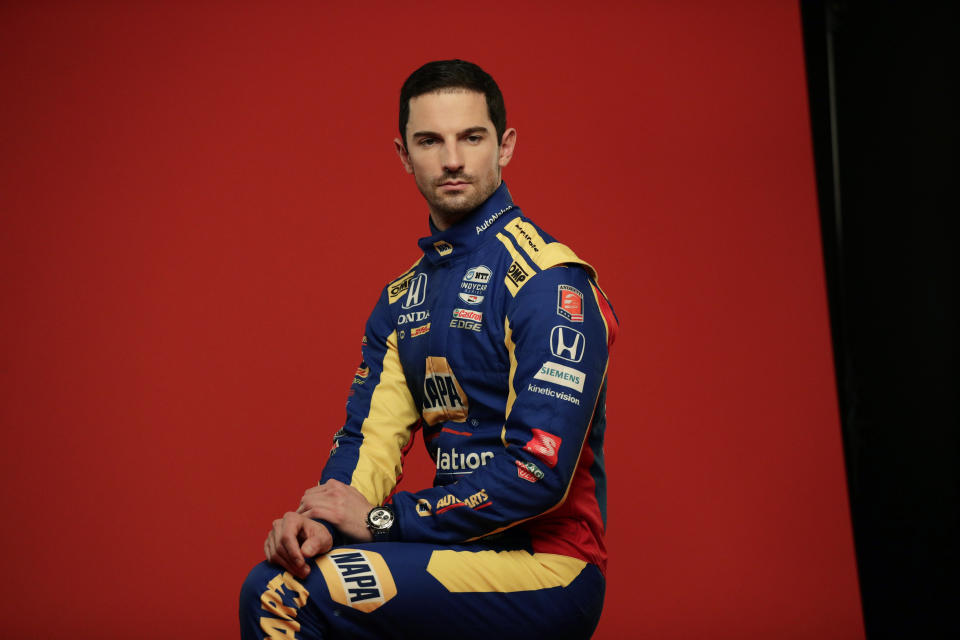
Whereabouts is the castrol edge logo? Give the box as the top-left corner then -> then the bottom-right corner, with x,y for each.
422,356 -> 469,425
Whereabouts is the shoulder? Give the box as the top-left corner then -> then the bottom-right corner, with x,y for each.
381,257 -> 425,305
489,214 -> 597,299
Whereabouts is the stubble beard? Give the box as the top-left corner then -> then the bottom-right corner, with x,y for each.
419,169 -> 500,224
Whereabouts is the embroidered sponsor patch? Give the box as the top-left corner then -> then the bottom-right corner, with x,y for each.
435,447 -> 494,475
416,499 -> 433,517
422,357 -> 469,425
557,284 -> 584,322
550,325 -> 585,362
452,308 -> 482,322
433,240 -> 453,256
533,361 -> 585,392
516,459 -> 545,483
450,308 -> 482,332
458,265 -> 490,305
397,310 -> 430,325
523,429 -> 562,468
402,273 -> 428,309
387,272 -> 415,304
353,365 -> 370,385
506,260 -> 529,287
315,549 -> 398,612
410,323 -> 431,338
527,382 -> 581,406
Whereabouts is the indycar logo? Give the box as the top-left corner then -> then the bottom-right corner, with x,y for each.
557,284 -> 584,322
422,356 -> 469,425
550,325 -> 585,363
402,273 -> 428,309
459,265 -> 490,305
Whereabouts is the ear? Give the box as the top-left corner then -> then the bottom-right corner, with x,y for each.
498,128 -> 517,168
394,138 -> 414,174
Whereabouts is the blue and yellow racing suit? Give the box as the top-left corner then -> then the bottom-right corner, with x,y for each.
241,183 -> 618,639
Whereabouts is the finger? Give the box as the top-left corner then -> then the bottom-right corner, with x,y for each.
279,515 -> 309,577
267,521 -> 296,572
301,523 -> 333,557
301,506 -> 329,522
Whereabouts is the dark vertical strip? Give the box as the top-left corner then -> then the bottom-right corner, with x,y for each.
801,1 -> 959,635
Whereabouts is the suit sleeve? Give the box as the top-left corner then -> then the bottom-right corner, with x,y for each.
389,265 -> 616,543
319,288 -> 421,507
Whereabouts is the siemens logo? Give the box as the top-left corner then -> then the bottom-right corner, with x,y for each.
533,361 -> 586,392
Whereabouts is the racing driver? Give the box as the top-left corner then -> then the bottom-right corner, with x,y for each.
239,59 -> 618,640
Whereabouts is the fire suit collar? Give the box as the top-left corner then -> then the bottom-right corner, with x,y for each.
418,182 -> 517,264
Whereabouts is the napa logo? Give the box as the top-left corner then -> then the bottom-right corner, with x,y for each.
315,549 -> 397,612
422,356 -> 469,425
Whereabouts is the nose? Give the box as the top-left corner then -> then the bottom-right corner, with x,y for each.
441,142 -> 464,173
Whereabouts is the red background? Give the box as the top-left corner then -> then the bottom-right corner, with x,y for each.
0,2 -> 863,637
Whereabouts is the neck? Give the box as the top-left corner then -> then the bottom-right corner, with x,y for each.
429,208 -> 468,232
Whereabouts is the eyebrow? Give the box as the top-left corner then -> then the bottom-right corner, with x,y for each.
411,126 -> 490,139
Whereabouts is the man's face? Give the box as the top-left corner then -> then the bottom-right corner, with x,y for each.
395,90 -> 516,229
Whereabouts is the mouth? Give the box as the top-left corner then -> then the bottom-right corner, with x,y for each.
439,180 -> 470,191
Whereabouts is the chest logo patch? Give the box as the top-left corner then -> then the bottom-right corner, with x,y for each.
422,356 -> 469,425
459,264 -> 491,305
402,273 -> 428,309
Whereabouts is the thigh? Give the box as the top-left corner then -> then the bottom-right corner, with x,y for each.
240,542 -> 604,640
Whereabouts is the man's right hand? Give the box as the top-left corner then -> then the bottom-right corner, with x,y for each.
264,511 -> 333,579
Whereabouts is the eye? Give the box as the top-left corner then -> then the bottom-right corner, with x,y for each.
466,134 -> 483,143
418,138 -> 438,147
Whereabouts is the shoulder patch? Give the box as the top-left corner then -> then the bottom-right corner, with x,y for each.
496,233 -> 537,297
386,258 -> 423,304
503,218 -> 597,279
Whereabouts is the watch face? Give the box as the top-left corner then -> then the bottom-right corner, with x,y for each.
369,506 -> 394,530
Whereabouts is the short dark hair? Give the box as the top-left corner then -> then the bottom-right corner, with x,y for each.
398,59 -> 507,148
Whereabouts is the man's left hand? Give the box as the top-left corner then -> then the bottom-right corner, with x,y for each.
297,479 -> 374,542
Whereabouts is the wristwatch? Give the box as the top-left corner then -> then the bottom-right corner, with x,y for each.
366,505 -> 395,542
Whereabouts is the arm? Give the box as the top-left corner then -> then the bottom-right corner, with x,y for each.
318,287 -> 421,505
265,287 -> 420,566
389,265 -> 616,543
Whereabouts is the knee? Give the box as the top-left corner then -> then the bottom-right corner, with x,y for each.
240,561 -> 275,609
239,561 -> 329,640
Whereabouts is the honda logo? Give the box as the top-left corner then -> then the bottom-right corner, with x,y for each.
403,273 -> 428,309
550,325 -> 585,363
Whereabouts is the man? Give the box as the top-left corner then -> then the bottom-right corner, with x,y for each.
239,59 -> 618,640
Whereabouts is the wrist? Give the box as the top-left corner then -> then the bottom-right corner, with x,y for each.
366,504 -> 397,542
312,519 -> 344,548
